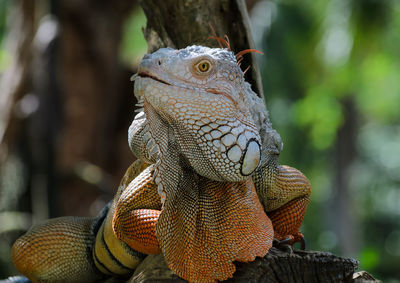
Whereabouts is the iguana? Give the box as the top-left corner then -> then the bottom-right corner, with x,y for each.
11,45 -> 311,283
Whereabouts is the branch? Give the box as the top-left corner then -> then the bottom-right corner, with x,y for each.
127,247 -> 366,282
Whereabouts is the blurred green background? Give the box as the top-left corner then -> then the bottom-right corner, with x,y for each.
0,0 -> 399,281
251,1 -> 400,281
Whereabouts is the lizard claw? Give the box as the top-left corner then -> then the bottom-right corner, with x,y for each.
273,237 -> 292,246
299,235 -> 306,250
272,237 -> 293,253
273,232 -> 306,250
292,232 -> 306,250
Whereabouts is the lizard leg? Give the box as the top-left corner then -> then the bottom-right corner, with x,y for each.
113,208 -> 161,255
269,165 -> 311,246
112,165 -> 162,255
91,161 -> 160,277
268,196 -> 309,248
254,164 -> 311,247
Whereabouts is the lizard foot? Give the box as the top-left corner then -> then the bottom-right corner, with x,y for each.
273,232 -> 305,250
267,195 -> 309,252
273,237 -> 293,253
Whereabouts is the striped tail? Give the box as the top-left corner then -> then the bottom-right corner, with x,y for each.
92,206 -> 146,277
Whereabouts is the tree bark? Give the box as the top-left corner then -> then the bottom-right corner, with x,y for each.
57,0 -> 138,217
331,97 -> 359,257
0,0 -> 35,161
128,248 -> 360,283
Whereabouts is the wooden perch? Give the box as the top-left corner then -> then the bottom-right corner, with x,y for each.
0,248 -> 379,283
126,247 -> 363,282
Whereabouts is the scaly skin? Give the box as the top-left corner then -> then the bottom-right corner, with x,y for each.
12,45 -> 311,283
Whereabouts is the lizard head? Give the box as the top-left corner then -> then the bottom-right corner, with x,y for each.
133,45 -> 261,182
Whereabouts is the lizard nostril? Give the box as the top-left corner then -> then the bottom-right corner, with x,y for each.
158,60 -> 162,66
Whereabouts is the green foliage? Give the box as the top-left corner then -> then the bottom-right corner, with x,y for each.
0,0 -> 11,73
0,48 -> 11,72
0,0 -> 8,40
259,0 -> 400,280
120,7 -> 147,67
357,53 -> 400,123
359,247 -> 380,270
293,87 -> 343,150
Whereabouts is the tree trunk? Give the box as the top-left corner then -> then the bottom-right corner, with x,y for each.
330,97 -> 359,257
57,0 -> 138,217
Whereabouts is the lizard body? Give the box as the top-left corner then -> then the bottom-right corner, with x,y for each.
12,45 -> 311,283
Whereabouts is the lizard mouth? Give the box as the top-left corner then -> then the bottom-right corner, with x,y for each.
136,71 -> 234,104
138,72 -> 171,86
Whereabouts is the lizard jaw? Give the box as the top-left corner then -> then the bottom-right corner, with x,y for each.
137,72 -> 171,86
134,70 -> 224,96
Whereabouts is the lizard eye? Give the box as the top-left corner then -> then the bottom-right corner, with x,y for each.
196,60 -> 212,73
